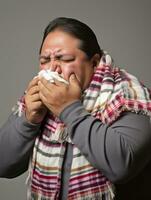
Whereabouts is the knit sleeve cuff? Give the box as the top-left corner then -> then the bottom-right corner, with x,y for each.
15,113 -> 41,139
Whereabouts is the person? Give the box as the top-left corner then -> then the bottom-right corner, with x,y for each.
1,17 -> 151,199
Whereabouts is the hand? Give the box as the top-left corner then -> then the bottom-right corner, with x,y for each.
24,77 -> 47,124
38,74 -> 82,116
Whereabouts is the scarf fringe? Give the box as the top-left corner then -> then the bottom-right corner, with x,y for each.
28,188 -> 115,200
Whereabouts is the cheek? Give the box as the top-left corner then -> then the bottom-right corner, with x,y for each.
39,64 -> 48,71
62,63 -> 84,83
61,64 -> 76,80
39,66 -> 43,71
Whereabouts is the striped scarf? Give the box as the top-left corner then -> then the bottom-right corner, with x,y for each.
14,54 -> 151,200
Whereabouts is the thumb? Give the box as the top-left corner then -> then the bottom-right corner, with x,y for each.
69,74 -> 79,85
69,74 -> 82,99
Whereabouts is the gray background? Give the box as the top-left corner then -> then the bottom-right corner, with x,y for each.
0,0 -> 150,199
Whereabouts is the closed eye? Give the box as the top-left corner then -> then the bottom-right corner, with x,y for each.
39,57 -> 50,64
57,55 -> 75,62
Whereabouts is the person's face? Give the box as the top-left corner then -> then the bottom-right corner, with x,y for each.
39,30 -> 98,90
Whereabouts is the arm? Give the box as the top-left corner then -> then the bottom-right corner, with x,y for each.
0,76 -> 48,178
60,101 -> 151,183
0,112 -> 40,178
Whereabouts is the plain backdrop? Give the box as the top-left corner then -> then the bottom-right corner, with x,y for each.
0,0 -> 150,199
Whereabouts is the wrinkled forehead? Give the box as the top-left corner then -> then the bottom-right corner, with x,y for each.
41,48 -> 62,56
40,30 -> 82,55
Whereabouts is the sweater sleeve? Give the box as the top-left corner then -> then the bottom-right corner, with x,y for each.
60,101 -> 151,183
0,112 -> 40,178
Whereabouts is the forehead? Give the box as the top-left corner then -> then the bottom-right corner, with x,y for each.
41,30 -> 81,54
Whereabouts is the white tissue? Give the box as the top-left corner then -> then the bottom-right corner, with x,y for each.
38,70 -> 68,84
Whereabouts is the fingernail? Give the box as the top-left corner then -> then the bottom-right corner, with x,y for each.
70,74 -> 75,79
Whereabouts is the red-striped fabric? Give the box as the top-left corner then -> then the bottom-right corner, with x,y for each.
83,64 -> 151,124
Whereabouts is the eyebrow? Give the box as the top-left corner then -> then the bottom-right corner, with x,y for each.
39,55 -> 49,60
39,49 -> 62,57
39,53 -> 74,60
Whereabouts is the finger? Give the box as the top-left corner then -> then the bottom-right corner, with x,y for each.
29,93 -> 41,102
53,78 -> 67,87
28,100 -> 44,110
26,77 -> 39,91
40,77 -> 61,88
27,85 -> 39,95
39,90 -> 49,106
38,79 -> 56,93
38,81 -> 50,97
39,77 -> 50,85
25,93 -> 41,108
69,74 -> 81,87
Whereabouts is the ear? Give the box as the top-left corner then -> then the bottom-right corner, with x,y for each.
90,54 -> 100,69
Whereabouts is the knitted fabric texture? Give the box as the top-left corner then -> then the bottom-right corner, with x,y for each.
14,53 -> 151,200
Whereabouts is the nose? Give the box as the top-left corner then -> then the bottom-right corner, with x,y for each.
49,59 -> 62,74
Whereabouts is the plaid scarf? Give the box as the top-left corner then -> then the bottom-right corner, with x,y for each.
14,54 -> 151,200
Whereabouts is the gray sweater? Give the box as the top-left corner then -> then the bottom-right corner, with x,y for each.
0,101 -> 151,199
0,113 -> 40,177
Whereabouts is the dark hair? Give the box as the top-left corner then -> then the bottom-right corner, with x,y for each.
39,17 -> 103,59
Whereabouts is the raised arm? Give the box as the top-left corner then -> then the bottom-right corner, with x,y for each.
60,101 -> 151,183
